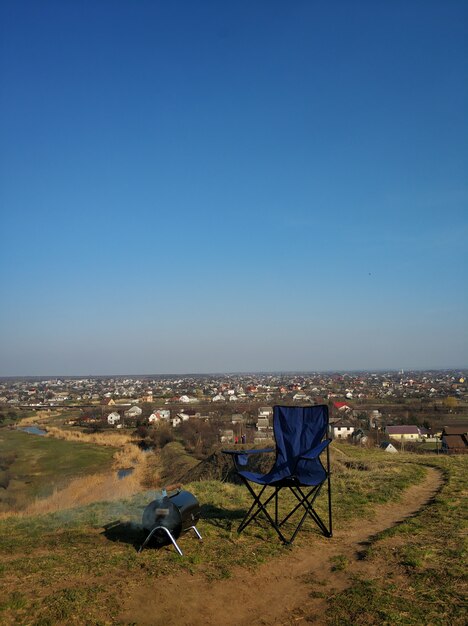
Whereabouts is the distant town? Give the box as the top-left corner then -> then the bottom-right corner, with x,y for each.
1,370 -> 467,454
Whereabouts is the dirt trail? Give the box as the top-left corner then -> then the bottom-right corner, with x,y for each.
121,466 -> 443,626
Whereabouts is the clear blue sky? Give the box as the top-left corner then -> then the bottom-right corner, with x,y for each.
1,0 -> 467,375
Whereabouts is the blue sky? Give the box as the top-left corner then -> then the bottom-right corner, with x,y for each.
0,0 -> 467,375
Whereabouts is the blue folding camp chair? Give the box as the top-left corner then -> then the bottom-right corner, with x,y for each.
223,405 -> 332,544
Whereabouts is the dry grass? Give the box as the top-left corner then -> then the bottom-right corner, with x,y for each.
0,466 -> 149,520
2,470 -> 143,518
0,443 -> 155,520
112,443 -> 147,468
18,410 -> 61,425
46,426 -> 133,447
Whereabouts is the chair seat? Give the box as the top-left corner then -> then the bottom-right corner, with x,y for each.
238,464 -> 326,487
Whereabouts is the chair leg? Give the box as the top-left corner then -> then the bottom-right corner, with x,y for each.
237,478 -> 333,544
238,480 -> 289,544
293,485 -> 332,538
237,483 -> 268,532
279,485 -> 321,527
327,445 -> 333,537
275,487 -> 279,526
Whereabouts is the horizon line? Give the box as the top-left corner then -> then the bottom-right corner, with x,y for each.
1,366 -> 467,379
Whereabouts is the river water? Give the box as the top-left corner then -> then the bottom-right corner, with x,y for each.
19,425 -> 48,436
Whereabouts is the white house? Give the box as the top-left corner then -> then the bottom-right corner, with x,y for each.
257,417 -> 270,431
333,420 -> 355,439
148,409 -> 170,423
351,428 -> 368,444
386,425 -> 422,442
258,407 -> 273,419
125,406 -> 142,418
380,442 -> 398,453
293,392 -> 311,402
107,412 -> 121,425
219,429 -> 234,444
333,401 -> 352,412
212,394 -> 225,402
254,431 -> 274,444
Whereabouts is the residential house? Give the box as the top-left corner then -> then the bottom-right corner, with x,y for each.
148,412 -> 160,424
441,425 -> 468,454
258,407 -> 273,419
256,417 -> 271,432
148,409 -> 171,423
231,414 -> 245,425
107,412 -> 121,426
140,391 -> 153,403
333,401 -> 352,412
386,425 -> 423,442
369,410 -> 382,429
148,409 -> 170,423
332,420 -> 355,439
254,431 -> 274,445
380,441 -> 398,453
351,428 -> 369,444
293,392 -> 311,402
125,406 -> 142,418
212,394 -> 225,402
219,429 -> 234,444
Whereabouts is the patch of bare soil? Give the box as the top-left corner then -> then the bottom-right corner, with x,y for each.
120,466 -> 443,626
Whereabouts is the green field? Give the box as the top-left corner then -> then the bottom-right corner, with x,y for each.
0,429 -> 115,513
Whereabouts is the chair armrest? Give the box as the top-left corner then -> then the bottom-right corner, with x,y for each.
222,448 -> 275,467
222,448 -> 275,456
299,439 -> 331,461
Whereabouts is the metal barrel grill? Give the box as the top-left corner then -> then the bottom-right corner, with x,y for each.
139,490 -> 202,556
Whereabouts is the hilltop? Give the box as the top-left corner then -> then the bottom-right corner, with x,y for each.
0,443 -> 466,625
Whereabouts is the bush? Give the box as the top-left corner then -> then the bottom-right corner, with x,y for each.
149,423 -> 174,448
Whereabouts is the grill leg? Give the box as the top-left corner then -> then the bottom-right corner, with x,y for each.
138,526 -> 183,556
188,525 -> 202,541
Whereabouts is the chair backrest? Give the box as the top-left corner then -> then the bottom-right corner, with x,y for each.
273,405 -> 329,476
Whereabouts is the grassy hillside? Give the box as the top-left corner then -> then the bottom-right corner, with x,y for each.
325,453 -> 467,625
0,444 -> 466,625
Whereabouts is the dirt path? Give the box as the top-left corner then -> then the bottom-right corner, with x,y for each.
120,466 -> 443,626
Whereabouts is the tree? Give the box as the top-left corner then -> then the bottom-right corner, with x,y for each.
149,423 -> 174,448
135,425 -> 149,439
444,397 -> 458,410
140,402 -> 154,419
